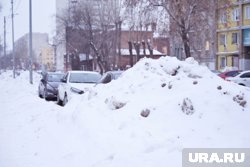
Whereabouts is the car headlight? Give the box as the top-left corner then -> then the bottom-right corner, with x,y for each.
70,87 -> 84,94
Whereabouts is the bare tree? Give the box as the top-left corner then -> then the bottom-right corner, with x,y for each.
125,0 -> 229,60
56,0 -> 123,72
56,1 -> 96,70
14,38 -> 29,69
146,0 -> 209,58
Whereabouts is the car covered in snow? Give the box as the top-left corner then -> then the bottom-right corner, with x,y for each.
210,70 -> 221,75
57,71 -> 101,106
38,72 -> 64,100
97,71 -> 123,84
226,70 -> 250,87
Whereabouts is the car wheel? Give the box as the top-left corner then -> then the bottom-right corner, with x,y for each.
62,94 -> 68,106
239,83 -> 245,86
57,94 -> 63,106
38,90 -> 43,98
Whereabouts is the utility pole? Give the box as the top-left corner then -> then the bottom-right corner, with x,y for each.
4,16 -> 6,58
53,45 -> 57,71
29,0 -> 33,84
11,0 -> 15,78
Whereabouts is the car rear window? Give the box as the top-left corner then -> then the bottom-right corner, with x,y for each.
240,72 -> 250,78
69,73 -> 101,83
47,74 -> 64,82
225,71 -> 241,77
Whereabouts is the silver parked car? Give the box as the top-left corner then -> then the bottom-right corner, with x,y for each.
226,70 -> 250,87
97,71 -> 123,84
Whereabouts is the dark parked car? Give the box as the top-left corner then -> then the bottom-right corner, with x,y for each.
38,72 -> 64,100
98,71 -> 123,84
218,70 -> 242,80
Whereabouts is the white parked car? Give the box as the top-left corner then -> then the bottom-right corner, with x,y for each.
226,70 -> 250,87
57,71 -> 101,106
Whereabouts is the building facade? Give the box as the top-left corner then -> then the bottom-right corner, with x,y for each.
168,1 -> 218,70
55,0 -> 123,71
55,0 -> 168,72
14,33 -> 49,69
39,46 -> 55,71
217,0 -> 250,70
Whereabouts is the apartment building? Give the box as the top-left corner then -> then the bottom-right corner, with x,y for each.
217,0 -> 250,70
39,46 -> 55,71
14,33 -> 49,69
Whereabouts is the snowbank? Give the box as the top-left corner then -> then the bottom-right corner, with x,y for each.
0,56 -> 249,167
67,57 -> 250,167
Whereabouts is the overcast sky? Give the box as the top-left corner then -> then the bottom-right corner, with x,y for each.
0,0 -> 56,50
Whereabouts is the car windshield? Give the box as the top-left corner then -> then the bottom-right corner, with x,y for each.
47,73 -> 64,82
69,73 -> 101,83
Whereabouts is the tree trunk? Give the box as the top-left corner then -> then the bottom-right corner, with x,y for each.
181,29 -> 191,58
128,41 -> 133,67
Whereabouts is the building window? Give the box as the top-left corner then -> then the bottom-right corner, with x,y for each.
219,34 -> 227,46
220,57 -> 226,69
219,10 -> 227,23
205,41 -> 210,51
232,32 -> 239,44
232,56 -> 239,67
232,7 -> 239,21
246,6 -> 250,20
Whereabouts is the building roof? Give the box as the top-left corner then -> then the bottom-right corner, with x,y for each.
120,49 -> 164,56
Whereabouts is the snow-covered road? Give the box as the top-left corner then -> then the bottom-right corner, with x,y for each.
0,72 -> 82,167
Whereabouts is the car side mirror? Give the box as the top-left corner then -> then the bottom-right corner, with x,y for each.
41,79 -> 46,83
61,78 -> 67,83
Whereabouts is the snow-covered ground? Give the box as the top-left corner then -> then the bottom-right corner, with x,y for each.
0,57 -> 250,167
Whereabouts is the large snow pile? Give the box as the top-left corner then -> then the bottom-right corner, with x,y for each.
0,57 -> 249,167
63,57 -> 250,166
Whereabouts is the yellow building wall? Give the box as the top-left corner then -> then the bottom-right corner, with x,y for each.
217,0 -> 249,70
218,30 -> 239,52
217,6 -> 239,30
41,47 -> 54,70
217,55 -> 234,70
217,55 -> 225,70
243,4 -> 250,26
227,56 -> 233,67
